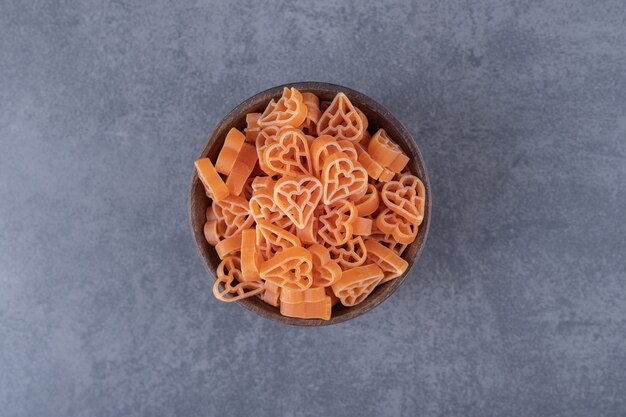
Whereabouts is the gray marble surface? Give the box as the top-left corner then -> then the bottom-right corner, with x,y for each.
1,1 -> 626,416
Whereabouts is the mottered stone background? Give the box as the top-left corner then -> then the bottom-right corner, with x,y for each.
1,1 -> 625,416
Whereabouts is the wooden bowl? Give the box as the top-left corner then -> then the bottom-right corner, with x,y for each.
188,82 -> 431,326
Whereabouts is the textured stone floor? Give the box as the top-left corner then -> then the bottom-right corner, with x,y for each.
1,1 -> 625,416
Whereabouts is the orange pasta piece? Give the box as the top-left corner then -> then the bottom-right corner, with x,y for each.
388,152 -> 410,173
354,183 -> 379,217
251,176 -> 275,191
203,220 -> 220,246
310,135 -> 358,176
368,230 -> 408,256
273,176 -> 322,229
360,130 -> 371,147
296,214 -> 318,245
255,125 -> 280,175
326,287 -> 340,307
321,151 -> 368,205
215,233 -> 242,259
213,195 -> 254,238
302,92 -> 320,107
263,127 -> 312,176
240,229 -> 261,281
331,263 -> 384,307
327,236 -> 368,270
215,128 -> 247,175
317,201 -> 357,246
213,256 -> 264,302
258,87 -> 308,128
195,158 -> 229,203
352,217 -> 373,236
280,296 -> 332,320
308,243 -> 342,287
368,128 -> 403,168
260,246 -> 313,290
260,280 -> 281,307
206,205 -> 217,221
355,143 -> 384,180
255,219 -> 301,261
381,174 -> 426,225
378,167 -> 395,182
317,92 -> 365,142
375,208 -> 418,245
280,287 -> 331,321
280,286 -> 327,304
356,107 -> 368,132
364,240 -> 408,283
226,143 -> 258,196
299,92 -> 322,136
240,176 -> 255,200
249,185 -> 294,232
244,112 -> 262,143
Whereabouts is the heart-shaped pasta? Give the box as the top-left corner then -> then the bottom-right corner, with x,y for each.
260,246 -> 313,290
213,195 -> 254,238
258,87 -> 308,128
331,264 -> 384,307
321,151 -> 368,205
213,256 -> 264,302
274,176 -> 322,229
381,174 -> 426,225
310,135 -> 358,175
308,244 -> 342,287
317,201 -> 357,246
317,92 -> 365,142
263,127 -> 312,177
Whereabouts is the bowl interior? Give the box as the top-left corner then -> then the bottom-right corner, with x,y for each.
189,82 -> 430,326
